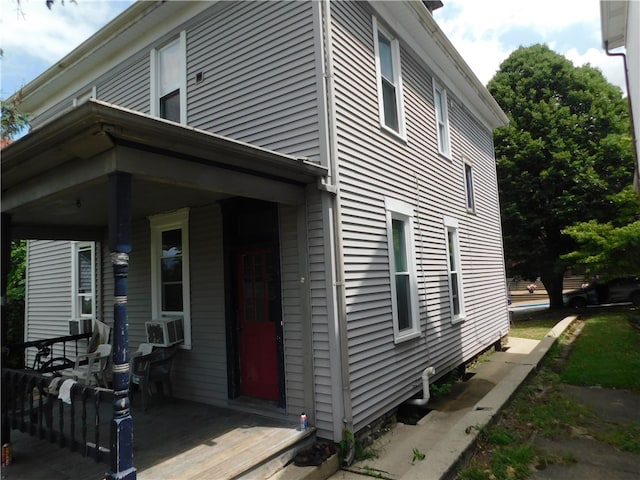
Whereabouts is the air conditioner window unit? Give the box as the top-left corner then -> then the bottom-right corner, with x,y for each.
69,318 -> 93,336
145,316 -> 184,347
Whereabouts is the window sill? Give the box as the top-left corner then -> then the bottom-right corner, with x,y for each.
451,315 -> 466,325
380,123 -> 407,143
393,330 -> 421,344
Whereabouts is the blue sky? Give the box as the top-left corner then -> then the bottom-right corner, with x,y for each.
0,0 -> 629,103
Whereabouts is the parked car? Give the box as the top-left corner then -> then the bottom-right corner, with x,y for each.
563,277 -> 640,308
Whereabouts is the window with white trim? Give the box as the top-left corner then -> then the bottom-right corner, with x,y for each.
444,217 -> 465,322
72,242 -> 96,319
373,17 -> 405,137
464,160 -> 475,212
150,209 -> 191,348
151,32 -> 187,123
385,199 -> 420,342
433,82 -> 451,157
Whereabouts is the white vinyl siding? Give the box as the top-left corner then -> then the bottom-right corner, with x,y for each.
330,0 -> 509,432
373,17 -> 405,138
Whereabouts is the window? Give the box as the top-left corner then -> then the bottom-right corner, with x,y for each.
373,17 -> 405,137
385,198 -> 420,342
433,82 -> 451,157
150,209 -> 191,348
464,160 -> 475,212
151,32 -> 186,123
444,217 -> 465,322
72,242 -> 95,319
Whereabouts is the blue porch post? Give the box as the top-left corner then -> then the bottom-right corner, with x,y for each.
106,172 -> 136,480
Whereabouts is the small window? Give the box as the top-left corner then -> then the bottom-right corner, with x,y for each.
385,199 -> 420,342
464,161 -> 475,212
151,32 -> 186,123
434,82 -> 451,157
373,17 -> 405,137
72,242 -> 95,319
150,209 -> 191,348
444,217 -> 465,323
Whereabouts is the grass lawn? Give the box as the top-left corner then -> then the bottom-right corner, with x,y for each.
458,305 -> 640,480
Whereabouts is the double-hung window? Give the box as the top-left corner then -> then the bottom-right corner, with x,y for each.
444,217 -> 465,323
433,82 -> 451,157
464,160 -> 475,212
150,209 -> 191,348
72,242 -> 95,320
385,199 -> 420,342
151,32 -> 187,123
373,17 -> 405,137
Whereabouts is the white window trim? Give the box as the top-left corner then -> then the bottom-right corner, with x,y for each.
443,217 -> 465,323
71,241 -> 96,320
150,208 -> 192,349
463,158 -> 476,213
150,31 -> 187,124
433,81 -> 451,158
373,17 -> 406,139
385,198 -> 420,343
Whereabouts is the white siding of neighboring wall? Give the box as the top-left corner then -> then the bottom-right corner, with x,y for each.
187,1 -> 321,160
98,54 -> 151,114
25,240 -> 73,364
330,1 -> 509,431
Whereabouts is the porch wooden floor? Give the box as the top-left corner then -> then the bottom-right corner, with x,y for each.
1,398 -> 311,480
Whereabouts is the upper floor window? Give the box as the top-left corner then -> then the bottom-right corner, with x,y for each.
150,208 -> 191,348
151,32 -> 187,123
385,198 -> 420,342
464,160 -> 475,212
72,242 -> 95,319
444,217 -> 465,323
373,17 -> 405,137
433,82 -> 451,157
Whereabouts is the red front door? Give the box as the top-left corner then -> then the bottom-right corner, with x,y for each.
237,248 -> 279,401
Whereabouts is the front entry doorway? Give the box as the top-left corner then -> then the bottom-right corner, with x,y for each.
237,248 -> 279,401
222,198 -> 285,407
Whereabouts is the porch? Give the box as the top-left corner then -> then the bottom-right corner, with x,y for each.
2,396 -> 312,479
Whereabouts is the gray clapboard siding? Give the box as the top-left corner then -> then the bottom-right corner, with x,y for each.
25,240 -> 73,364
329,0 -> 508,430
186,0 -> 321,159
97,54 -> 150,113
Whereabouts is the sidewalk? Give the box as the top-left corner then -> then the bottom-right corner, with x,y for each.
275,316 -> 576,480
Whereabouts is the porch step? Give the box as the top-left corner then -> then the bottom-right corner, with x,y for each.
267,453 -> 340,480
237,428 -> 316,479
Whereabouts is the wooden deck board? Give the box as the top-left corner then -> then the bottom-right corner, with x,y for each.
2,399 -> 308,480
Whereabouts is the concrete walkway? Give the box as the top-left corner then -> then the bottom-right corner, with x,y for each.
276,316 -> 576,480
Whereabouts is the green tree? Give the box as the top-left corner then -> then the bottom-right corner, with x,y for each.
488,44 -> 635,308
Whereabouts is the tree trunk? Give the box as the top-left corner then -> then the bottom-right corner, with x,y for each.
540,266 -> 566,309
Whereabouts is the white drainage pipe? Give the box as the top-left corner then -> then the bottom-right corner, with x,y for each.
405,366 -> 436,407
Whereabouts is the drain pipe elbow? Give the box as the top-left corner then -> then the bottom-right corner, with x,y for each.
405,366 -> 436,407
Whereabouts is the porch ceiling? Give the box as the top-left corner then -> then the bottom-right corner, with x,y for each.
1,100 -> 327,240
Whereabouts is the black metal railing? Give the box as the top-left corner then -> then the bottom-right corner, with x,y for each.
1,368 -> 114,464
8,333 -> 92,372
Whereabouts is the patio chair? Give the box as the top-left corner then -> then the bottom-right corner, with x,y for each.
130,345 -> 178,412
67,343 -> 112,387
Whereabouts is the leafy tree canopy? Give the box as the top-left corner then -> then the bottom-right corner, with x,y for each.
488,44 -> 635,308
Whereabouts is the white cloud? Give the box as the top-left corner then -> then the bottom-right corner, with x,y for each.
433,0 -> 627,93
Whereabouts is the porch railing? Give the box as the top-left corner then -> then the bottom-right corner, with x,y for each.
1,368 -> 114,464
8,333 -> 92,372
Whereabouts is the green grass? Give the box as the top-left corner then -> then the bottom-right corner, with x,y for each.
561,312 -> 640,390
457,306 -> 640,480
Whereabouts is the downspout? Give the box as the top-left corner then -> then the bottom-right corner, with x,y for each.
605,42 -> 640,191
318,0 -> 355,464
404,366 -> 436,407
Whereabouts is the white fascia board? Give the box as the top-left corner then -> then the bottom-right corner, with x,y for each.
14,1 -> 214,116
600,0 -> 628,50
369,1 -> 508,130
